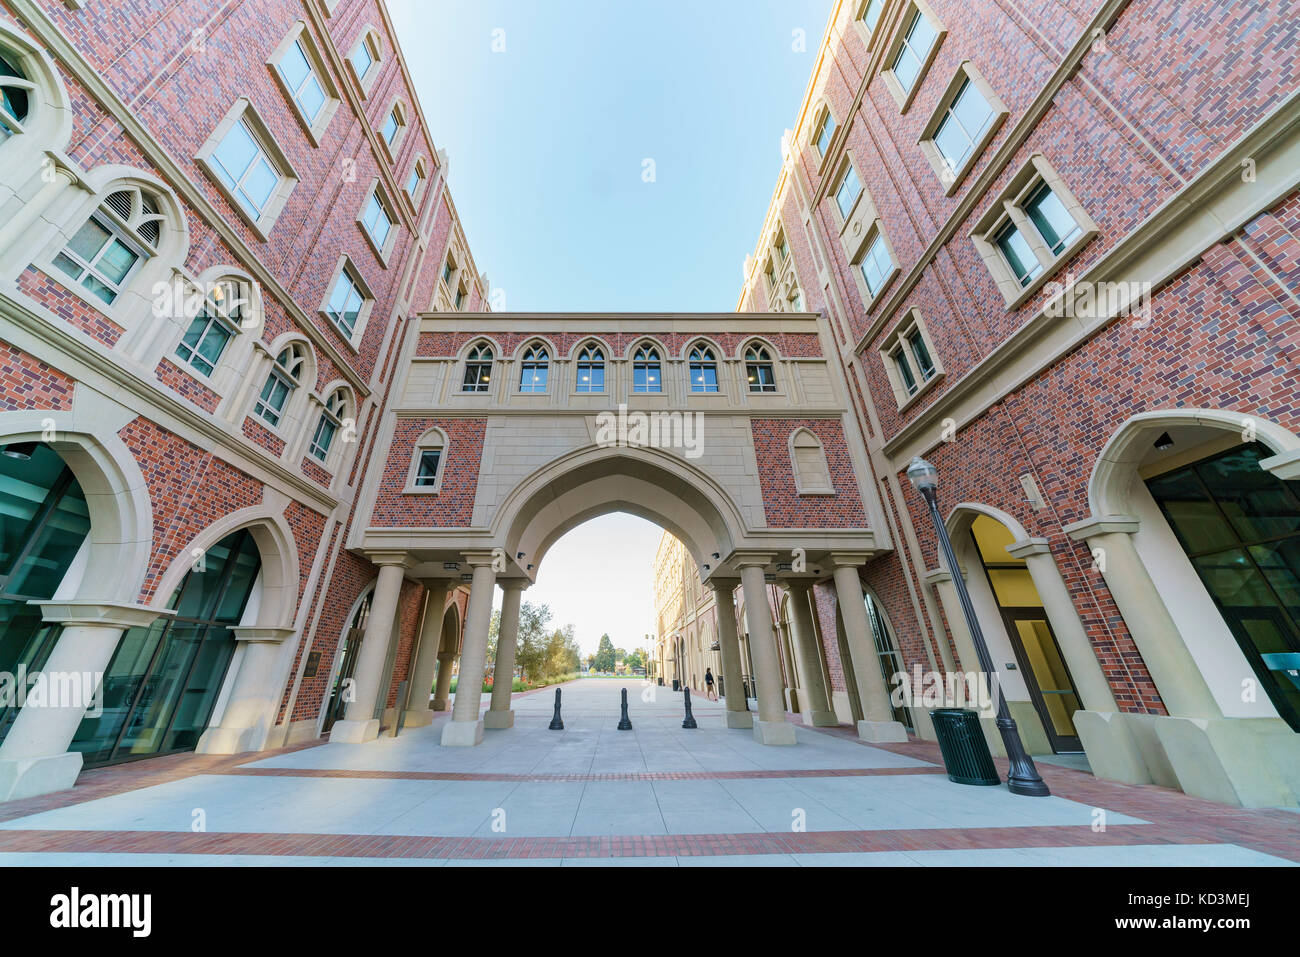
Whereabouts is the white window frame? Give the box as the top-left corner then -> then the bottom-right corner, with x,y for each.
880,0 -> 947,114
970,153 -> 1099,309
573,343 -> 606,394
196,98 -> 299,240
347,27 -> 383,97
319,256 -> 375,348
852,0 -> 888,48
268,21 -> 340,146
854,225 -> 898,309
918,61 -> 1008,194
877,308 -> 945,410
517,343 -> 550,394
358,179 -> 399,264
404,429 -> 448,493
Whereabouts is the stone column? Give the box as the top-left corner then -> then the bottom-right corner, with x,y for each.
431,652 -> 455,711
737,558 -> 797,745
786,582 -> 838,726
1063,517 -> 1220,718
332,557 -> 408,744
197,625 -> 296,754
1006,537 -> 1117,713
709,578 -> 751,728
0,601 -> 164,802
485,580 -> 525,729
403,580 -> 450,727
831,555 -> 908,743
442,553 -> 497,746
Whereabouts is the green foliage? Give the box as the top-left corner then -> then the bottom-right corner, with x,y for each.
593,634 -> 616,672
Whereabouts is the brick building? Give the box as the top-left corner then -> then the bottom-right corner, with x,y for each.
1,0 -> 1297,812
733,0 -> 1300,807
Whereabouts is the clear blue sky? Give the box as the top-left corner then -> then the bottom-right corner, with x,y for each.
387,1 -> 833,654
389,0 -> 834,312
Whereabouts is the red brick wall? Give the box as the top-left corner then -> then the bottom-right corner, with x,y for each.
750,418 -> 868,527
0,340 -> 74,411
370,417 -> 485,527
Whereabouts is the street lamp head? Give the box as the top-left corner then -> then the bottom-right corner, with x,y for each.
906,456 -> 939,492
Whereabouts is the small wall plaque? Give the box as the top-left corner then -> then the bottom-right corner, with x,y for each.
303,651 -> 321,678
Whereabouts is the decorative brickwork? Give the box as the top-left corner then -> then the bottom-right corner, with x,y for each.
750,418 -> 867,527
0,340 -> 74,412
370,418 -> 485,527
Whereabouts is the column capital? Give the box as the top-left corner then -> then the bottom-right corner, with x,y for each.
499,578 -> 529,593
33,600 -> 171,630
231,625 -> 296,643
1005,536 -> 1052,559
367,551 -> 417,569
922,567 -> 951,586
1063,515 -> 1140,542
783,579 -> 814,596
730,551 -> 778,570
827,551 -> 872,568
462,549 -> 503,569
707,575 -> 740,592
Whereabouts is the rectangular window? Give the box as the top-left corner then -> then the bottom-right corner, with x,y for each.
859,231 -> 893,298
381,109 -> 400,145
907,329 -> 936,380
454,286 -> 466,310
211,119 -> 280,220
175,310 -> 235,377
994,221 -> 1042,288
351,42 -> 374,81
859,0 -> 884,32
254,370 -> 292,427
53,216 -> 143,305
442,260 -> 454,286
892,347 -> 918,396
414,450 -> 441,487
892,9 -> 939,93
1025,182 -> 1083,256
406,166 -> 424,197
362,191 -> 392,250
815,114 -> 835,155
326,268 -> 365,338
932,78 -> 995,176
777,234 -> 789,261
277,39 -> 327,125
836,165 -> 863,220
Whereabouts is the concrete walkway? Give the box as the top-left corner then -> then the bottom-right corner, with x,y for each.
0,678 -> 1295,866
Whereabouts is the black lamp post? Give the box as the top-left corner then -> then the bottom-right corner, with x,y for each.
906,455 -> 1050,797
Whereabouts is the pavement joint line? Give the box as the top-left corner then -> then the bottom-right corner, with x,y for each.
215,766 -> 947,783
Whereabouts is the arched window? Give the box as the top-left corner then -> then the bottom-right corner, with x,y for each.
462,343 -> 493,392
519,344 -> 549,393
863,591 -> 913,731
791,429 -> 833,494
71,529 -> 262,766
688,346 -> 718,393
0,442 -> 91,743
408,430 -> 447,492
254,342 -> 307,428
0,50 -> 33,139
53,186 -> 164,305
175,277 -> 250,378
575,345 -> 604,393
745,345 -> 776,393
633,345 -> 661,393
309,387 -> 349,462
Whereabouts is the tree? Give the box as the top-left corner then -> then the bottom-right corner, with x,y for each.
594,634 -> 616,673
514,600 -> 554,682
625,651 -> 644,672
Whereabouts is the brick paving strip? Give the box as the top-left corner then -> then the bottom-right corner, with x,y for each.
219,765 -> 948,783
0,822 -> 1224,862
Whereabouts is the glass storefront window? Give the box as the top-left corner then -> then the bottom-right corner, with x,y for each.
1146,442 -> 1300,732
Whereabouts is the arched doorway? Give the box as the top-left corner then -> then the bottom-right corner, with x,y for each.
1144,441 -> 1300,731
966,515 -> 1082,752
70,529 -> 261,765
0,441 -> 92,742
322,587 -> 373,734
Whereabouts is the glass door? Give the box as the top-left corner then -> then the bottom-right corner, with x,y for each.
322,591 -> 370,734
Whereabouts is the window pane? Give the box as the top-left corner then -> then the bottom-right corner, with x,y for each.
96,240 -> 138,285
298,75 -> 326,122
416,450 -> 441,486
908,330 -> 935,379
81,273 -> 117,304
1194,445 -> 1300,542
836,166 -> 861,219
281,42 -> 311,90
241,156 -> 279,214
1026,183 -> 1081,255
1147,466 -> 1242,554
951,78 -> 993,141
67,218 -> 112,262
213,122 -> 258,184
894,350 -> 917,394
995,222 -> 1041,286
53,252 -> 85,282
860,0 -> 883,31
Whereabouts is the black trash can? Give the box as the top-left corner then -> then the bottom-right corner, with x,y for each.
929,709 -> 1000,786
672,678 -> 680,691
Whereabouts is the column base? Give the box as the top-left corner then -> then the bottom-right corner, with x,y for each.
752,718 -> 797,746
724,711 -> 754,729
195,726 -> 256,755
402,709 -> 435,728
440,718 -> 485,747
802,710 -> 839,728
329,719 -> 380,744
0,751 -> 83,803
431,700 -> 450,711
483,710 -> 514,730
856,719 -> 908,743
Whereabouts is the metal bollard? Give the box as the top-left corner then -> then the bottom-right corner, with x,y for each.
549,686 -> 564,730
681,687 -> 698,729
617,687 -> 633,730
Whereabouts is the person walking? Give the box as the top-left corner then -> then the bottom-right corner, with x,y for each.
704,667 -> 717,701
